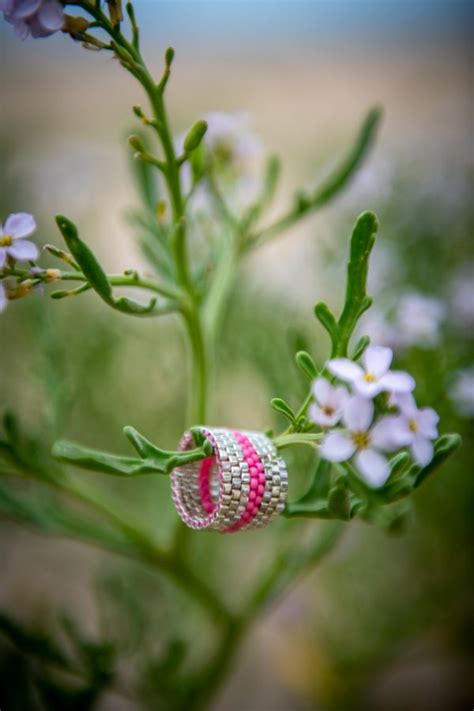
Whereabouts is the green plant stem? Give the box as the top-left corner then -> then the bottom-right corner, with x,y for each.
71,0 -> 208,423
3,267 -> 179,301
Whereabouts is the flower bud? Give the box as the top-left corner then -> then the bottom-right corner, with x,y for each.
184,120 -> 208,154
128,134 -> 145,153
165,47 -> 175,67
45,269 -> 61,283
9,280 -> 34,300
63,15 -> 91,37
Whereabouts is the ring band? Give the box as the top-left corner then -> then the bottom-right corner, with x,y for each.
171,427 -> 288,532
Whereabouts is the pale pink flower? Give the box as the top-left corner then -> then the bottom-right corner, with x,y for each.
309,377 -> 348,427
0,213 -> 38,267
390,392 -> 439,466
320,395 -> 399,488
328,345 -> 415,399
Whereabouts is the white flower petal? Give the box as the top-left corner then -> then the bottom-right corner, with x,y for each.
353,379 -> 385,399
4,212 -> 36,239
10,0 -> 42,19
0,0 -> 15,13
320,431 -> 356,462
0,283 -> 7,313
417,408 -> 439,439
309,404 -> 341,428
371,415 -> 412,451
343,395 -> 374,432
363,345 -> 393,377
379,370 -> 416,393
7,239 -> 39,261
333,385 -> 349,409
391,391 -> 417,415
355,449 -> 390,488
411,436 -> 434,467
312,377 -> 333,406
0,249 -> 7,269
12,18 -> 29,39
37,0 -> 64,31
327,358 -> 363,383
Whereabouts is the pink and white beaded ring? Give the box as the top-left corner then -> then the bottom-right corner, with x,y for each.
171,427 -> 288,532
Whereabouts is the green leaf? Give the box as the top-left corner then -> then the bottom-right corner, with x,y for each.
314,302 -> 337,339
55,215 -> 162,316
125,426 -> 211,467
52,440 -> 166,476
55,215 -> 112,302
333,211 -> 378,356
295,350 -> 318,380
351,335 -> 370,361
53,428 -> 210,477
123,426 -> 169,459
112,295 -> 157,315
311,106 -> 382,208
270,398 -> 296,424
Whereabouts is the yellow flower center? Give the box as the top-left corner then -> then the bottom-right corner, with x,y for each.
352,431 -> 370,449
0,235 -> 13,248
409,419 -> 419,433
363,372 -> 377,383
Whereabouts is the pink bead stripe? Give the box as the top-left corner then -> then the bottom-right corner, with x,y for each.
199,456 -> 217,514
225,431 -> 265,532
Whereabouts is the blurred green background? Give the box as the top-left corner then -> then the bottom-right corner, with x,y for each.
0,1 -> 473,709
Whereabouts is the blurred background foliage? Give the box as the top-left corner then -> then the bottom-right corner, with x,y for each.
0,1 -> 473,709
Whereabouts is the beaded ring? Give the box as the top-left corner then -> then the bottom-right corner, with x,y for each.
171,427 -> 288,532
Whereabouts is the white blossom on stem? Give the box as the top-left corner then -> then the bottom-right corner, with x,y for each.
0,213 -> 38,267
328,345 -> 415,399
320,395 -> 400,488
309,377 -> 348,427
390,393 -> 439,466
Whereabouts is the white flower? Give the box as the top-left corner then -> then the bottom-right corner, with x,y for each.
1,0 -> 64,40
0,282 -> 7,313
390,393 -> 439,466
320,395 -> 398,487
449,368 -> 474,418
0,213 -> 38,267
309,377 -> 348,427
395,292 -> 446,348
328,345 -> 415,399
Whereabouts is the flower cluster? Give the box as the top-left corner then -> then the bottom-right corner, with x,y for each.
1,0 -> 65,39
0,212 -> 39,312
309,345 -> 439,488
